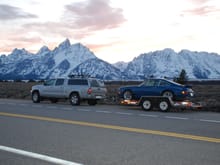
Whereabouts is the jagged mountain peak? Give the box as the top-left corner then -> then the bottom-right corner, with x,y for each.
71,42 -> 91,52
0,39 -> 98,80
153,48 -> 175,54
58,38 -> 71,49
56,39 -> 91,52
124,49 -> 220,79
179,49 -> 193,54
0,41 -> 220,80
37,46 -> 50,54
53,39 -> 95,58
10,48 -> 30,56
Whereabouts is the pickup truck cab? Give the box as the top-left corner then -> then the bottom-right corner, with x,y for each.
31,77 -> 107,105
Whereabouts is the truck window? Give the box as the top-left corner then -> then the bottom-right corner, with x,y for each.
68,79 -> 88,85
44,79 -> 56,86
55,79 -> 64,86
90,80 -> 100,87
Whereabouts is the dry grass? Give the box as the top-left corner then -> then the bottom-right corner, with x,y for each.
191,85 -> 220,111
0,81 -> 219,111
0,82 -> 37,99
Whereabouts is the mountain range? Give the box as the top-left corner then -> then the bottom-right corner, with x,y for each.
0,39 -> 220,80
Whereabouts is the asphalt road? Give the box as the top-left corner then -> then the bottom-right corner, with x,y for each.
0,99 -> 220,165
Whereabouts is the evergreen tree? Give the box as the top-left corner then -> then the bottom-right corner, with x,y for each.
176,69 -> 188,84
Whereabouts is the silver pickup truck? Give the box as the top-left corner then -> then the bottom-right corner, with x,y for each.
31,77 -> 107,105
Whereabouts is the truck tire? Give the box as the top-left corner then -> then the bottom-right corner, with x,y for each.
158,100 -> 170,112
141,99 -> 152,111
69,93 -> 80,105
32,91 -> 40,103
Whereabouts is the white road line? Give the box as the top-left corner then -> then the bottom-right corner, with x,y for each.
115,112 -> 133,115
199,119 -> 220,123
46,106 -> 58,109
77,109 -> 91,112
0,145 -> 83,165
7,103 -> 16,105
19,104 -> 28,106
32,105 -> 43,108
95,110 -> 112,114
165,116 -> 189,120
62,108 -> 73,111
139,114 -> 158,118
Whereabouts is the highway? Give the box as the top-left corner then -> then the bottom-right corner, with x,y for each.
0,99 -> 220,165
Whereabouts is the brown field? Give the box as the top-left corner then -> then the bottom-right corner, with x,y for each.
0,81 -> 219,112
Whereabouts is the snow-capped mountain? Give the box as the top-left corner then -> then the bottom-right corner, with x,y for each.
124,48 -> 220,79
71,58 -> 128,80
113,61 -> 128,72
0,39 -> 97,80
0,39 -> 220,80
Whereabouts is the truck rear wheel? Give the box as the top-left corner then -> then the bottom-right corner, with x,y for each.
158,100 -> 170,112
69,93 -> 80,105
141,99 -> 152,111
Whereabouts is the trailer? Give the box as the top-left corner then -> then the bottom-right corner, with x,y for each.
120,96 -> 202,112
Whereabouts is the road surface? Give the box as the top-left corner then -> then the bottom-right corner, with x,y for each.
0,99 -> 220,165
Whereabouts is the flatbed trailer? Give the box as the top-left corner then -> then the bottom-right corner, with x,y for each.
120,96 -> 202,112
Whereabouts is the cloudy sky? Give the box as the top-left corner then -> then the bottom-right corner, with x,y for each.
0,0 -> 220,63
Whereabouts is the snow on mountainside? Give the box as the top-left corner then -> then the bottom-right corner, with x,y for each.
0,39 -> 97,80
0,39 -> 220,80
124,48 -> 220,79
113,61 -> 128,72
71,59 -> 127,80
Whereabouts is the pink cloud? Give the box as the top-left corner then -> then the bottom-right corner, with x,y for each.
0,0 -> 127,54
183,5 -> 220,16
0,30 -> 44,54
187,0 -> 210,5
85,40 -> 123,52
64,0 -> 126,30
183,0 -> 220,16
86,43 -> 113,52
19,0 -> 127,40
23,21 -> 92,39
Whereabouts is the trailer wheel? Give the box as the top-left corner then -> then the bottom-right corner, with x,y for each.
141,100 -> 152,111
123,90 -> 133,100
158,100 -> 170,112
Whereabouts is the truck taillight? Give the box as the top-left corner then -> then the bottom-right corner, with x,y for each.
87,88 -> 92,94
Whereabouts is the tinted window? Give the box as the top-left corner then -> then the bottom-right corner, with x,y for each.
159,80 -> 171,86
55,79 -> 64,86
144,79 -> 159,86
68,79 -> 88,85
90,80 -> 100,87
44,79 -> 56,86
